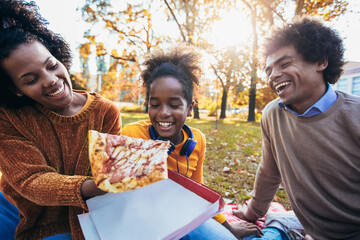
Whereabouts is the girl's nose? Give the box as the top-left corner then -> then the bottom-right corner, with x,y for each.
159,105 -> 170,116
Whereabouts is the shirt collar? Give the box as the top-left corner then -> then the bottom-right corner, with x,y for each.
278,83 -> 337,117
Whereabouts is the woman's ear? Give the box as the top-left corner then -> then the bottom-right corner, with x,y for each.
316,58 -> 328,71
10,87 -> 23,97
187,101 -> 195,117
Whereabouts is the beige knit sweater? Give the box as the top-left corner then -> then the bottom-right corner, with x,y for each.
0,91 -> 121,240
248,91 -> 360,240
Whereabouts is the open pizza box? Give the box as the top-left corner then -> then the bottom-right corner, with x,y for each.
78,169 -> 224,240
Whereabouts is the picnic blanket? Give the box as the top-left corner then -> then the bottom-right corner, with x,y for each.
222,201 -> 287,228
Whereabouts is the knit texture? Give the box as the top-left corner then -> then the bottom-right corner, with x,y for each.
248,91 -> 360,240
121,120 -> 227,224
0,91 -> 121,240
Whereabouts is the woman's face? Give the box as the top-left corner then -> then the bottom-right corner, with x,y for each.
2,41 -> 74,113
148,76 -> 194,145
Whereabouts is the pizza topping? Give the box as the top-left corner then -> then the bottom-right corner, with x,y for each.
88,130 -> 170,193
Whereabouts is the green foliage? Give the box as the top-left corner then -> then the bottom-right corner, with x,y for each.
207,103 -> 218,117
120,105 -> 144,113
122,113 -> 148,126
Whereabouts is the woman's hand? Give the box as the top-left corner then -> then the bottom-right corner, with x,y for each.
80,179 -> 107,200
223,220 -> 263,239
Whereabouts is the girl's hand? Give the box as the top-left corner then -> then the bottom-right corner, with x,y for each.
227,221 -> 263,239
223,220 -> 263,239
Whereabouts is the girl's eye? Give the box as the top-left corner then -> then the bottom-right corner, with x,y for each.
170,105 -> 180,109
149,104 -> 159,108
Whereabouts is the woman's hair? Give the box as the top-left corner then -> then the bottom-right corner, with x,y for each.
141,44 -> 202,106
0,0 -> 72,108
264,16 -> 345,85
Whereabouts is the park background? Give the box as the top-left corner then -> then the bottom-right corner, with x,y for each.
32,0 -> 360,208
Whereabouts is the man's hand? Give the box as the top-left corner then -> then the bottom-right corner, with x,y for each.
223,220 -> 263,239
232,204 -> 258,222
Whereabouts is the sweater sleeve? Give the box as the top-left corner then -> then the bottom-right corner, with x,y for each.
246,110 -> 282,219
0,113 -> 90,209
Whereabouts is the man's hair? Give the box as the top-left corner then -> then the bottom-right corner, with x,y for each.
264,17 -> 345,84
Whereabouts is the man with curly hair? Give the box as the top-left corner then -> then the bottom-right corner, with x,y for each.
233,17 -> 360,240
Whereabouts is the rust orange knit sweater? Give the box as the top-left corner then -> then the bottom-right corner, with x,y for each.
0,91 -> 121,240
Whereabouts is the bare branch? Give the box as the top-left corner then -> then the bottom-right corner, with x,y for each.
163,0 -> 187,42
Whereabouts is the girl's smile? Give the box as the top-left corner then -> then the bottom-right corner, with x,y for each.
148,76 -> 193,145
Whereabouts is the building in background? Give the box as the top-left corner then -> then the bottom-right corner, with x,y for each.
333,61 -> 360,96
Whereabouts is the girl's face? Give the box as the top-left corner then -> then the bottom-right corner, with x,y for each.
2,41 -> 74,114
148,76 -> 194,145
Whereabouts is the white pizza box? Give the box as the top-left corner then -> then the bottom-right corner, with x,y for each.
78,170 -> 224,240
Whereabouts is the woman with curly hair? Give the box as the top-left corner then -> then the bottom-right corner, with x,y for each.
121,44 -> 262,239
0,0 -> 121,239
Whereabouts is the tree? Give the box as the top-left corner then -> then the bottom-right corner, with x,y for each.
295,0 -> 348,19
239,0 -> 349,121
211,46 -> 248,118
79,0 -> 163,102
163,0 -> 236,119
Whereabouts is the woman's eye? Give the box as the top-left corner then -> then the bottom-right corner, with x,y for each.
49,63 -> 58,70
25,78 -> 38,85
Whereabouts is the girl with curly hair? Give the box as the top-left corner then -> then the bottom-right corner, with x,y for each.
121,44 -> 262,239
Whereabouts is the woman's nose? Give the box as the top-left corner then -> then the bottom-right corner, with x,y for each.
43,75 -> 57,87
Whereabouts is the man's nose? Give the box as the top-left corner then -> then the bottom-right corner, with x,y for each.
268,68 -> 282,83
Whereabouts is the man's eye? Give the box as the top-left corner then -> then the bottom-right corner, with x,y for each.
281,62 -> 290,68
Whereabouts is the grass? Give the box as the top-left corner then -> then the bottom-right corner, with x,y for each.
122,113 -> 291,210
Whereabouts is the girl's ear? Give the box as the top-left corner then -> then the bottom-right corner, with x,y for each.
187,101 -> 195,117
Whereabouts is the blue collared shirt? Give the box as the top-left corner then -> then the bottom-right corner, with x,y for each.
279,84 -> 337,117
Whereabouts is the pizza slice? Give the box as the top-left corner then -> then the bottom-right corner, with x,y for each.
88,130 -> 170,193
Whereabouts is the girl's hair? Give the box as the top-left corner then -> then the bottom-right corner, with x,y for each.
0,0 -> 72,108
141,44 -> 202,106
264,16 -> 345,85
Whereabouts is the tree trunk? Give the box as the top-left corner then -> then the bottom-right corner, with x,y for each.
247,77 -> 257,121
220,87 -> 227,119
247,8 -> 258,122
193,99 -> 200,119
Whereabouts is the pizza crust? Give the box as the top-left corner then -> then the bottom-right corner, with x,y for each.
88,130 -> 169,193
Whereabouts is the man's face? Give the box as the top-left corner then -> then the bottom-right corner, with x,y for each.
264,45 -> 327,114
